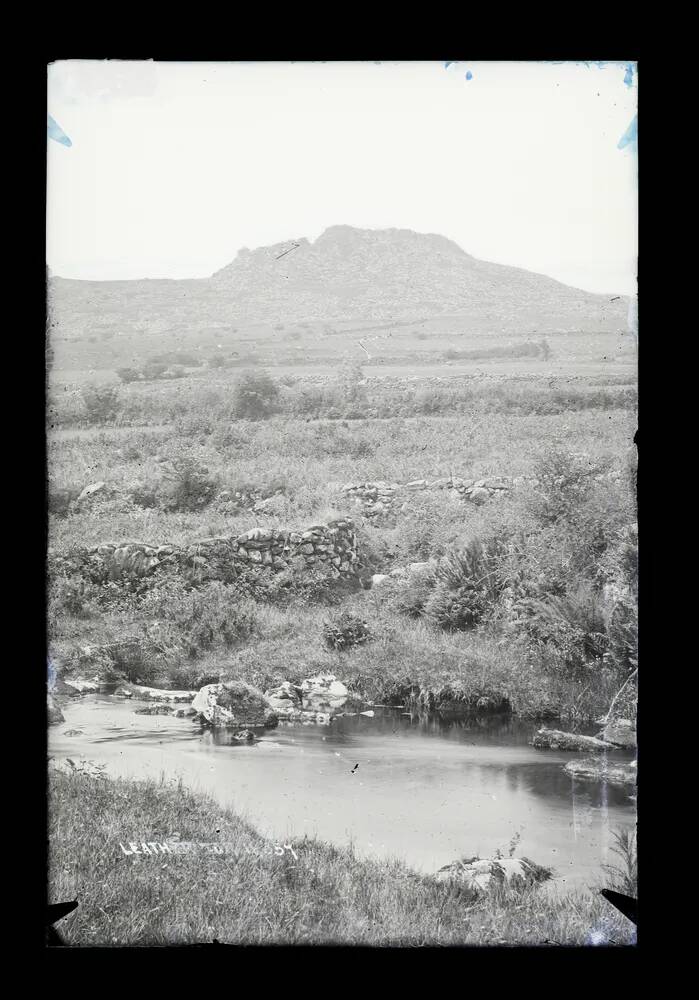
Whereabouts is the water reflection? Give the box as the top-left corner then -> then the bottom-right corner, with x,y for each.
49,696 -> 636,887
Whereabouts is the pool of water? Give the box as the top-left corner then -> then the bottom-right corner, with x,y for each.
49,695 -> 636,890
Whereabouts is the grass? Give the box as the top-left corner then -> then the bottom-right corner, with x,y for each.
48,769 -> 636,947
47,366 -> 637,730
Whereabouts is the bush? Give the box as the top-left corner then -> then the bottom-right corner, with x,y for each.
81,385 -> 120,424
50,576 -> 96,619
49,485 -> 82,518
337,360 -> 367,409
128,483 -> 159,509
513,583 -> 610,677
160,456 -> 218,512
139,582 -> 258,660
322,612 -> 372,651
527,450 -> 614,526
116,367 -> 141,383
231,369 -> 280,419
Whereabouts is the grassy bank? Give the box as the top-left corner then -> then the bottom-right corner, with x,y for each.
48,769 -> 635,947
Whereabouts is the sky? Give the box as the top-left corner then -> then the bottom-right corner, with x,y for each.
46,60 -> 638,295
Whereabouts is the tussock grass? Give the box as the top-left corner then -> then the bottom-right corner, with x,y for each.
48,770 -> 636,947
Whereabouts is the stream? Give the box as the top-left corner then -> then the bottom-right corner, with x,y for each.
49,695 -> 636,891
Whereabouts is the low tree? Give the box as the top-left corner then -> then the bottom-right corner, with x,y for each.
231,369 -> 280,419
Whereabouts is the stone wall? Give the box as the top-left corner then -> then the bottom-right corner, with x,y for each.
51,518 -> 359,587
334,476 -> 519,522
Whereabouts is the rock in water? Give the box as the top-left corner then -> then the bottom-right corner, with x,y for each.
48,695 -> 65,725
134,704 -> 175,716
598,720 -> 637,749
264,681 -> 303,714
192,681 -> 278,729
565,757 -> 637,786
436,856 -> 552,892
531,729 -> 616,752
300,673 -> 348,711
53,678 -> 81,698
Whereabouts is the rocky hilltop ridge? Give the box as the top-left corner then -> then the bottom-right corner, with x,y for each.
48,225 -> 628,333
209,225 -> 619,324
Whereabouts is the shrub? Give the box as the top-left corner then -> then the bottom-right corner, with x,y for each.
420,538 -> 510,632
139,582 -> 258,660
527,451 -> 613,526
322,612 -> 372,651
81,385 -> 120,424
390,575 -> 434,619
424,584 -> 487,632
514,583 -> 610,677
160,456 -> 218,512
337,360 -> 367,409
128,482 -> 159,509
50,576 -> 96,619
116,367 -> 141,383
49,485 -> 82,518
231,369 -> 280,419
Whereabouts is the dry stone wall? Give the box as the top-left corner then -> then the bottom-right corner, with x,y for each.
51,518 -> 359,588
335,476 -> 520,522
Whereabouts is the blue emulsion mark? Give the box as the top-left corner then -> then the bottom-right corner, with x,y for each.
617,115 -> 638,152
624,64 -> 635,88
465,70 -> 473,81
444,61 -> 456,69
47,656 -> 56,692
47,115 -> 72,147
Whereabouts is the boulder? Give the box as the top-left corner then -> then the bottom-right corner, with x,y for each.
124,685 -> 196,703
53,678 -> 81,698
371,574 -> 390,588
172,706 -> 196,719
300,673 -> 349,711
565,757 -> 637,787
192,681 -> 278,729
48,695 -> 65,726
264,681 -> 303,715
436,856 -> 552,892
68,676 -> 101,694
468,487 -> 490,505
232,729 -> 256,743
77,481 -> 106,502
531,729 -> 616,753
599,720 -> 637,749
134,704 -> 174,716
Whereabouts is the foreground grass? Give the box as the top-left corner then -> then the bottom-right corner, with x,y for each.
48,770 -> 635,947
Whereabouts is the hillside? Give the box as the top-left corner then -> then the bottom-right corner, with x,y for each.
47,227 -> 632,377
211,225 -> 625,327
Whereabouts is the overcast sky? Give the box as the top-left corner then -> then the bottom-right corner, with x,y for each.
47,60 -> 638,295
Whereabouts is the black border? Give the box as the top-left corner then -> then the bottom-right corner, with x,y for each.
26,42 -> 652,974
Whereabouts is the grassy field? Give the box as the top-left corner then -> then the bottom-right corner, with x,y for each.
48,769 -> 636,947
47,352 -> 638,726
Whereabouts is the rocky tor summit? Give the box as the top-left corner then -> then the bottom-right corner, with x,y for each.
211,225 -> 626,326
49,225 -> 627,333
